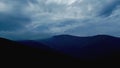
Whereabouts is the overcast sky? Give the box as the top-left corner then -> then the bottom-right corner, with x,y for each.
0,0 -> 120,40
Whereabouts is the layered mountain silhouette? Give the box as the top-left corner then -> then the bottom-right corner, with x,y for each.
39,35 -> 120,63
1,35 -> 120,65
0,37 -> 80,65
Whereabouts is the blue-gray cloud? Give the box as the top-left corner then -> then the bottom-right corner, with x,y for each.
0,0 -> 31,31
99,0 -> 120,17
0,0 -> 120,40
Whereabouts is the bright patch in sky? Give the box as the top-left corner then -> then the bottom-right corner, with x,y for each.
46,0 -> 77,5
0,2 -> 8,12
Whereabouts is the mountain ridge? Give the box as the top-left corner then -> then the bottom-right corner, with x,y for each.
0,37 -> 81,65
39,34 -> 120,61
52,34 -> 118,38
1,35 -> 120,64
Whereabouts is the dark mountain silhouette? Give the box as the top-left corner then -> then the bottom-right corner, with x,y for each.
18,40 -> 53,50
1,34 -> 120,65
39,35 -> 120,63
0,37 -> 82,65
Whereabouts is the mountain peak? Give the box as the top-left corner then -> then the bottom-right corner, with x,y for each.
92,35 -> 116,38
53,34 -> 116,39
51,35 -> 81,41
0,37 -> 11,41
54,35 -> 73,37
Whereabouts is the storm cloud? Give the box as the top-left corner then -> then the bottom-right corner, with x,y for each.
0,0 -> 120,40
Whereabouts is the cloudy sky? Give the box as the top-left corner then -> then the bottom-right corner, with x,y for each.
0,0 -> 120,40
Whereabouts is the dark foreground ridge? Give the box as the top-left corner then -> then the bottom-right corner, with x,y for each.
1,35 -> 120,65
0,37 -> 82,65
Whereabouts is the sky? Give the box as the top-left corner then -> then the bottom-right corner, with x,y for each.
0,0 -> 120,40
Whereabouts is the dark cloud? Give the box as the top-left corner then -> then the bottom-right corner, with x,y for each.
0,13 -> 31,31
99,0 -> 120,17
0,0 -> 120,40
0,0 -> 31,31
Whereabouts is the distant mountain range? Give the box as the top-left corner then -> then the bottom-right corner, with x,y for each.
0,35 -> 120,65
39,35 -> 120,62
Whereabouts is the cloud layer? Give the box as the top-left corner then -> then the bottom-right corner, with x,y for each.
0,0 -> 120,40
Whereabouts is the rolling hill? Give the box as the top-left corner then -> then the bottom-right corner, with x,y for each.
39,35 -> 120,63
0,37 -> 81,65
1,34 -> 120,65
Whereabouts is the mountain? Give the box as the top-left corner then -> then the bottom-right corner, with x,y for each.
39,35 -> 120,63
18,40 -> 53,51
0,37 -> 81,65
2,34 -> 120,65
